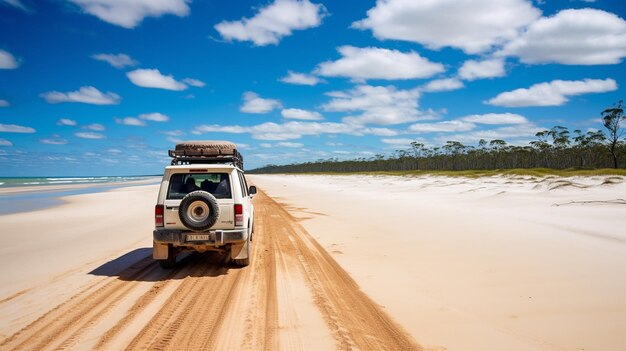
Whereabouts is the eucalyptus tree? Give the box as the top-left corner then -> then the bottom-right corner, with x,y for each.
551,126 -> 570,149
601,100 -> 624,168
251,102 -> 625,174
410,142 -> 426,169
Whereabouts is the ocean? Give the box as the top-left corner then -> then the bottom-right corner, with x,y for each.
0,175 -> 161,215
0,176 -> 158,188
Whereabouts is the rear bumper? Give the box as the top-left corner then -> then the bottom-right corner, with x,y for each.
153,228 -> 248,246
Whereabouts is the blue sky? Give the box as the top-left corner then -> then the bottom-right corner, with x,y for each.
0,0 -> 625,176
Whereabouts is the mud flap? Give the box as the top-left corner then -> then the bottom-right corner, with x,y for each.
230,240 -> 249,260
153,241 -> 169,259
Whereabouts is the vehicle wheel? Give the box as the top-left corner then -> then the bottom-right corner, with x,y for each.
158,245 -> 177,269
179,191 -> 220,231
233,233 -> 251,267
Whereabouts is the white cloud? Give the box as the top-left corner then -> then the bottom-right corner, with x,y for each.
194,125 -> 248,134
421,78 -> 464,92
84,123 -> 105,131
240,92 -> 282,113
182,78 -> 205,87
353,0 -> 540,54
57,118 -> 77,126
139,112 -> 169,122
458,58 -> 506,81
68,0 -> 191,29
367,127 -> 398,136
0,138 -> 12,146
75,132 -> 105,139
277,142 -> 304,148
444,124 -> 543,144
163,129 -> 185,136
92,53 -> 138,68
127,68 -> 187,91
2,0 -> 31,12
408,120 -> 475,133
166,136 -> 183,143
321,85 -> 427,125
501,8 -> 626,65
0,123 -> 35,133
281,108 -> 323,120
115,117 -> 146,126
486,78 -> 617,107
193,121 -> 398,140
316,46 -> 444,81
40,135 -> 68,145
0,49 -> 19,69
381,138 -> 415,145
41,86 -> 121,105
0,99 -> 9,107
215,0 -> 327,46
461,113 -> 528,124
260,143 -> 272,148
280,71 -> 322,85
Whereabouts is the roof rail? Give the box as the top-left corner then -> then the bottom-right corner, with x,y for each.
168,141 -> 244,169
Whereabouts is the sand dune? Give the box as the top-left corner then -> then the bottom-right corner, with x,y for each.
0,174 -> 625,350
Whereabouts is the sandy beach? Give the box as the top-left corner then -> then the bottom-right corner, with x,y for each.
0,174 -> 625,350
251,174 -> 626,351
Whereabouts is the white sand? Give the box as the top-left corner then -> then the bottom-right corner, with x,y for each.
250,174 -> 626,351
1,175 -> 625,350
0,184 -> 157,337
0,184 -> 157,296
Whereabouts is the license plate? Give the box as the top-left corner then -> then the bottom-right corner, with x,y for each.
187,234 -> 209,241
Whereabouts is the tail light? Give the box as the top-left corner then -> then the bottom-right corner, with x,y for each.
234,204 -> 244,226
155,205 -> 164,227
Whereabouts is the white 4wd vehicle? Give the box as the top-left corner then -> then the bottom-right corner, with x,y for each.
153,141 -> 256,268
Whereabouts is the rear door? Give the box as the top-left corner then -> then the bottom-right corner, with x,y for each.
163,171 -> 234,230
236,170 -> 252,228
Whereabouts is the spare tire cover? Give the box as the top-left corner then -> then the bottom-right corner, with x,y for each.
178,191 -> 220,231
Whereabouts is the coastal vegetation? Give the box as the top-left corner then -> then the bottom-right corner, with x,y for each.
251,101 -> 625,175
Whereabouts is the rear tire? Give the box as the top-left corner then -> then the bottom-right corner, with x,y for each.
158,245 -> 177,269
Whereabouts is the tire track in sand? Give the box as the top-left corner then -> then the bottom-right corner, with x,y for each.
125,253 -> 237,351
0,256 -> 158,351
124,199 -> 279,351
1,189 -> 421,351
258,190 -> 422,351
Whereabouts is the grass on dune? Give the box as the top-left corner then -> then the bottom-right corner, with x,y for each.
291,168 -> 626,178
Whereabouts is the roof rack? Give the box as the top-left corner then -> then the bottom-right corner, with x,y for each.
169,141 -> 244,169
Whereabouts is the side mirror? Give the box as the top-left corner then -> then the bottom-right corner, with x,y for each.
249,186 -> 257,195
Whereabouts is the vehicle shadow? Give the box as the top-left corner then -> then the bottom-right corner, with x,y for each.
89,248 -> 232,282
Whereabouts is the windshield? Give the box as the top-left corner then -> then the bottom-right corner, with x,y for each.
167,173 -> 232,199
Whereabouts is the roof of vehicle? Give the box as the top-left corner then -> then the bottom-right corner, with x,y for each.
173,141 -> 237,155
168,140 -> 244,169
165,164 -> 241,171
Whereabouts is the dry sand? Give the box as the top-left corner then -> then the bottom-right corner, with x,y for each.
0,181 -> 419,350
0,174 -> 624,350
251,174 -> 626,351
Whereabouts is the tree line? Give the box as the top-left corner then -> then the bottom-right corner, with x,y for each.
250,101 -> 625,174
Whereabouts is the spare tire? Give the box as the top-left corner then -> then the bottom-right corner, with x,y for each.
179,191 -> 220,231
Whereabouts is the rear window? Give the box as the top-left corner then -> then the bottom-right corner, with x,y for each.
167,173 -> 231,199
